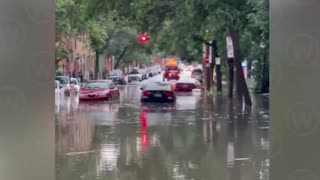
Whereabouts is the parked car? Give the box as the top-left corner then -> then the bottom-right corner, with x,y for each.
147,67 -> 154,77
70,78 -> 80,94
55,76 -> 71,96
128,70 -> 143,82
191,68 -> 204,83
140,81 -> 176,103
79,80 -> 120,101
141,69 -> 148,80
157,65 -> 162,74
55,80 -> 61,95
175,77 -> 202,92
151,67 -> 158,76
108,69 -> 127,85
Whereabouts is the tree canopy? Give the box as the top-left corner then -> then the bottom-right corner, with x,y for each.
56,0 -> 269,93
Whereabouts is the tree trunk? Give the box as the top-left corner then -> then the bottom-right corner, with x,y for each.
247,59 -> 252,78
216,64 -> 222,92
114,46 -> 129,69
227,58 -> 234,98
205,66 -> 211,91
261,53 -> 269,93
95,50 -> 100,80
229,28 -> 252,106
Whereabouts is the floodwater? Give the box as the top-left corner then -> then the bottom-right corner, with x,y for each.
55,74 -> 270,180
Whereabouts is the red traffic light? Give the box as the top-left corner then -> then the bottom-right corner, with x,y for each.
138,33 -> 150,44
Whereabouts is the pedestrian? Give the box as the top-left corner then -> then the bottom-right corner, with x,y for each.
78,71 -> 83,83
102,71 -> 106,79
89,71 -> 94,80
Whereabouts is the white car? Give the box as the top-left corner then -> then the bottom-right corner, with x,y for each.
56,76 -> 71,96
128,71 -> 143,82
55,80 -> 61,95
70,78 -> 80,94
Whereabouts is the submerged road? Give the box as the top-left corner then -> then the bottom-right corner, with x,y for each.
55,72 -> 270,180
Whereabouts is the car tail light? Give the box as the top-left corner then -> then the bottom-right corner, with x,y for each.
166,92 -> 174,97
143,91 -> 151,97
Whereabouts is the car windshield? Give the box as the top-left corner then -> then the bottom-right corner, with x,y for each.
179,78 -> 197,83
166,67 -> 178,71
144,83 -> 172,91
192,69 -> 203,74
70,79 -> 78,84
130,71 -> 140,74
56,77 -> 68,84
110,70 -> 123,76
84,82 -> 109,90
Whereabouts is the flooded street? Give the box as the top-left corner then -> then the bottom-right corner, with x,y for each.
55,74 -> 270,180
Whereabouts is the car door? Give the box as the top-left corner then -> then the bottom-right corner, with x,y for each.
109,82 -> 117,97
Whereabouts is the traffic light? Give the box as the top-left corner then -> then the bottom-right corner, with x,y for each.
138,33 -> 150,44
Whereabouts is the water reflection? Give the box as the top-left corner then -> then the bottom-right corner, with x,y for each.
56,87 -> 270,180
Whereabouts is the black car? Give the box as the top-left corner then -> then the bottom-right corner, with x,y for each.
140,82 -> 176,103
108,69 -> 127,85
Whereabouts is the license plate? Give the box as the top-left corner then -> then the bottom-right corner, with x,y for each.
182,84 -> 189,88
153,93 -> 162,97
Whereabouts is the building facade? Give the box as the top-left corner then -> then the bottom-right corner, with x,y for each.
57,33 -> 96,80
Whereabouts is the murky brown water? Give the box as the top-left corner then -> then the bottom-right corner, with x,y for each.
55,75 -> 269,180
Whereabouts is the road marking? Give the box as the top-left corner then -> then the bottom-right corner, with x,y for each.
64,150 -> 95,156
234,158 -> 250,161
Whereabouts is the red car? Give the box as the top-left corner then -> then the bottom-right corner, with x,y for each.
163,67 -> 180,81
175,77 -> 202,92
79,80 -> 120,101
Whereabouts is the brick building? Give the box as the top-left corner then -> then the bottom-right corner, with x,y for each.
57,33 -> 96,80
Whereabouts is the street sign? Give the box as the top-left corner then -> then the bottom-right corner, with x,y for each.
226,36 -> 234,58
215,57 -> 221,65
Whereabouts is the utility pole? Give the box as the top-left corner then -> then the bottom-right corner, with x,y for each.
209,40 -> 216,91
226,37 -> 235,99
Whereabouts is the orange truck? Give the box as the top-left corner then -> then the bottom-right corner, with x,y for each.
163,58 -> 180,81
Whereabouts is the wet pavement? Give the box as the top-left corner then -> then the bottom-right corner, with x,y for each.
56,73 -> 270,180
